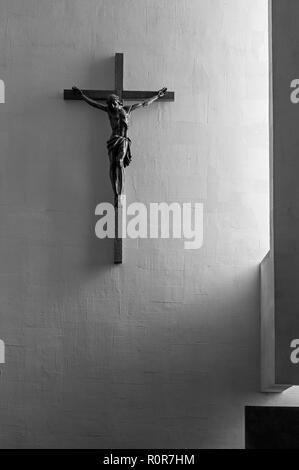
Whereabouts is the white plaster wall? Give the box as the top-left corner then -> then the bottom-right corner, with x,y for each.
0,0 -> 297,449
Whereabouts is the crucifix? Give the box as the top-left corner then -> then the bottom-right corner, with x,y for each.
64,53 -> 175,264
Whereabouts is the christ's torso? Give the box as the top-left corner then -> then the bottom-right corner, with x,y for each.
108,107 -> 130,137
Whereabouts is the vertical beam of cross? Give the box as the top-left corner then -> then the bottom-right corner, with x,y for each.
114,195 -> 124,265
114,55 -> 124,264
115,53 -> 124,100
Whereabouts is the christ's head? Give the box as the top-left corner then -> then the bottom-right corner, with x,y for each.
107,94 -> 122,110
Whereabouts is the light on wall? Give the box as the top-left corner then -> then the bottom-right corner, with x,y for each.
0,79 -> 5,103
0,340 -> 5,364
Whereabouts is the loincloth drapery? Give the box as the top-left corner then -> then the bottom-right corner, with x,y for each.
107,135 -> 132,168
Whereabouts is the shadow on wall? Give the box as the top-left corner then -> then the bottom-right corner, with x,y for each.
62,56 -> 116,271
23,262 -> 262,448
86,57 -> 116,270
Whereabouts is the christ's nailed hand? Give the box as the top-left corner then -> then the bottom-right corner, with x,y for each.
158,87 -> 167,98
72,86 -> 82,96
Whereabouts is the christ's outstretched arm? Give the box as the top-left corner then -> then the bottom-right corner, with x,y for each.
128,87 -> 167,112
72,86 -> 107,112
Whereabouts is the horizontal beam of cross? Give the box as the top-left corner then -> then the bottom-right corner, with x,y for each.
64,89 -> 175,101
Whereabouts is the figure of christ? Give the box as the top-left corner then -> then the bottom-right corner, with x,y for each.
72,86 -> 167,205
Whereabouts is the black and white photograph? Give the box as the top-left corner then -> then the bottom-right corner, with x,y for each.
0,0 -> 298,458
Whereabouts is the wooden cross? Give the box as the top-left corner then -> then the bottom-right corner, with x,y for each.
64,53 -> 175,264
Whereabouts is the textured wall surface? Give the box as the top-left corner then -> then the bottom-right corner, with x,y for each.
0,0 -> 297,449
